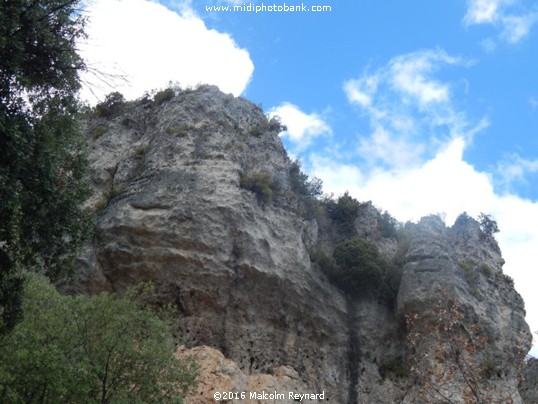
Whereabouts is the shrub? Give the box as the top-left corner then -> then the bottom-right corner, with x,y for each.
324,192 -> 361,235
287,159 -> 323,219
332,237 -> 384,295
133,144 -> 149,159
288,159 -> 323,199
479,262 -> 493,276
377,211 -> 399,239
249,116 -> 287,137
154,88 -> 175,105
240,172 -> 275,204
91,124 -> 108,140
312,239 -> 401,304
0,274 -> 198,403
478,212 -> 499,239
94,91 -> 125,118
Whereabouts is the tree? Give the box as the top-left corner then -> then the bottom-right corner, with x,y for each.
0,0 -> 92,332
0,274 -> 198,403
478,213 -> 499,239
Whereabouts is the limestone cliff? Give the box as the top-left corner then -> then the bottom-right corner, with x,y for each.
68,85 -> 532,403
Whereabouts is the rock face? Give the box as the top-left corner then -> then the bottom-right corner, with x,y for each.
521,358 -> 538,403
70,86 -> 532,403
175,345 -> 316,404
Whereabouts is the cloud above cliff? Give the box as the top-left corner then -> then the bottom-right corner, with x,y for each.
299,48 -> 538,354
342,49 -> 484,170
78,0 -> 253,103
268,103 -> 332,150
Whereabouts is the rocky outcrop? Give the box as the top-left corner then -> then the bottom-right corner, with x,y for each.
69,85 -> 532,403
398,215 -> 530,403
521,358 -> 538,403
175,345 -> 317,403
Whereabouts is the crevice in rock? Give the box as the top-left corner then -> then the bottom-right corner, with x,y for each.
346,297 -> 360,404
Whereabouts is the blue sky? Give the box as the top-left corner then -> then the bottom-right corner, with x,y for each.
78,0 -> 538,354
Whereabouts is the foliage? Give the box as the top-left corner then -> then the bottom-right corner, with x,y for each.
288,159 -> 323,199
324,192 -> 361,235
377,211 -> 399,239
0,0 -> 93,332
288,159 -> 323,219
154,88 -> 175,105
0,274 -> 198,403
94,91 -> 126,118
312,238 -> 401,304
332,237 -> 384,295
478,213 -> 499,239
393,224 -> 413,267
0,0 -> 86,104
91,124 -> 108,140
406,290 -> 527,403
240,171 -> 275,204
249,116 -> 287,137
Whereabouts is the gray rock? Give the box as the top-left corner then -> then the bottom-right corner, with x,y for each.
67,85 -> 532,403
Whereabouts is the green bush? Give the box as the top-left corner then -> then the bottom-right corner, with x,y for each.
377,211 -> 399,239
240,172 -> 275,204
288,159 -> 322,199
249,116 -> 286,137
92,124 -> 108,140
332,237 -> 384,295
287,159 -> 323,219
478,212 -> 499,239
94,92 -> 125,118
0,274 -> 197,403
312,238 -> 401,303
154,88 -> 174,105
479,358 -> 499,380
325,192 -> 361,235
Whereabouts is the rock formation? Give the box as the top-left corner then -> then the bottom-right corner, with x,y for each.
68,85 -> 533,403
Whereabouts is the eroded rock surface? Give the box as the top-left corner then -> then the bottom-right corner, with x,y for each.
69,86 -> 532,403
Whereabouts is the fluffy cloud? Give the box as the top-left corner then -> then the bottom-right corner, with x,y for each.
500,13 -> 538,43
78,0 -> 253,103
307,48 -> 538,354
343,49 -> 477,170
495,154 -> 538,191
463,0 -> 514,24
463,0 -> 537,44
268,103 -> 332,150
310,136 -> 538,355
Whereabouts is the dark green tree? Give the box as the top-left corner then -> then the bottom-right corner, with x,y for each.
0,0 -> 92,332
478,213 -> 499,239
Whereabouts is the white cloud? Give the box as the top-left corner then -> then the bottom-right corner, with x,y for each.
343,49 -> 479,170
496,154 -> 538,190
357,126 -> 424,168
310,136 -> 538,355
389,51 -> 460,106
78,0 -> 253,103
268,103 -> 331,149
464,0 -> 514,24
303,47 -> 538,354
463,0 -> 537,44
500,13 -> 538,43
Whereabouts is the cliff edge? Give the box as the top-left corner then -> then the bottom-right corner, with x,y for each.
68,86 -> 532,403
